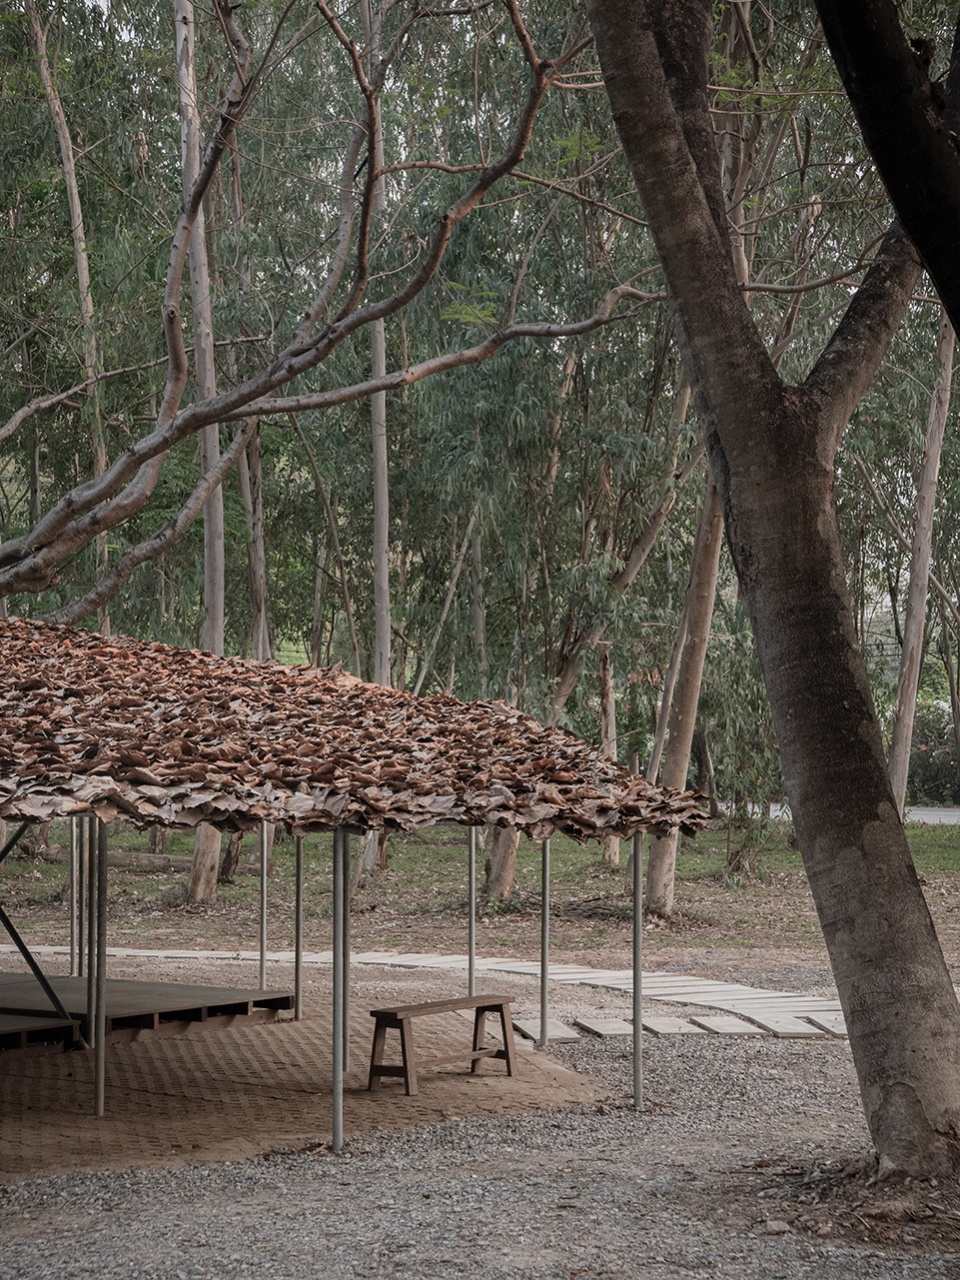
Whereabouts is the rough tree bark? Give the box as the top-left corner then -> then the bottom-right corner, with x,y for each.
588,0 -> 960,1175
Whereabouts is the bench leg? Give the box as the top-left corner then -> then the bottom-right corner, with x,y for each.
498,1004 -> 517,1077
399,1016 -> 418,1096
368,1017 -> 388,1090
471,1007 -> 487,1073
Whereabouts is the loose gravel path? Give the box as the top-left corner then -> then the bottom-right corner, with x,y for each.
1,955 -> 958,1279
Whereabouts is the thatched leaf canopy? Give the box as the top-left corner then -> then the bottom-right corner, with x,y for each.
0,617 -> 706,841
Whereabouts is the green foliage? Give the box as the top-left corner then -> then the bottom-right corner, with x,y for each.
907,700 -> 960,806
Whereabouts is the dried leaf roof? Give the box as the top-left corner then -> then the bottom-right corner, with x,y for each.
0,617 -> 706,841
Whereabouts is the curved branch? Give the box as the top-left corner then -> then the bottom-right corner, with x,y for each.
0,20 -> 566,598
225,286 -> 661,418
41,419 -> 257,626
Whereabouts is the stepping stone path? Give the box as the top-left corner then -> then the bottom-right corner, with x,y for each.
3,945 -> 847,1040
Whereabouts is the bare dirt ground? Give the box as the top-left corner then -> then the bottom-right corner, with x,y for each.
4,845 -> 960,1267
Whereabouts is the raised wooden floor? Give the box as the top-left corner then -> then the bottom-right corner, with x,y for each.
0,1012 -> 79,1054
0,974 -> 293,1037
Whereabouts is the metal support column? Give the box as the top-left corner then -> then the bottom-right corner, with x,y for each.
539,837 -> 550,1049
69,818 -> 78,976
632,832 -> 643,1111
331,829 -> 345,1152
76,818 -> 86,978
85,815 -> 97,1048
341,831 -> 351,1071
467,827 -> 477,997
294,835 -> 304,1020
95,819 -> 108,1117
259,823 -> 269,990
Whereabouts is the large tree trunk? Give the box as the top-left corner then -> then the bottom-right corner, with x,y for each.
645,476 -> 723,915
589,0 -> 960,1174
887,312 -> 954,813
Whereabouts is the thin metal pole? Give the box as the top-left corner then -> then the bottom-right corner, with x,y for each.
342,831 -> 351,1071
294,835 -> 304,1020
68,818 -> 78,977
259,823 -> 268,990
95,819 -> 108,1117
76,818 -> 85,979
632,831 -> 643,1110
331,829 -> 345,1152
467,827 -> 477,997
85,815 -> 97,1047
539,837 -> 550,1049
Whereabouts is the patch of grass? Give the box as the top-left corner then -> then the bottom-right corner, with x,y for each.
904,822 -> 960,873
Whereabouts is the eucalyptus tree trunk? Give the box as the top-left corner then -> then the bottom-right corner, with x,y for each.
599,648 -> 620,866
888,313 -> 954,813
471,531 -> 488,697
645,476 -> 723,915
27,0 -> 109,629
484,827 -> 519,902
236,428 -> 271,663
589,0 -> 960,1174
362,0 -> 390,690
178,0 -> 224,904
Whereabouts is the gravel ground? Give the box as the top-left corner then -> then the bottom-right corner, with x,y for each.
1,957 -> 959,1279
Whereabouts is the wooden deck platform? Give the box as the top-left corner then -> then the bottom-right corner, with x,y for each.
0,974 -> 293,1037
0,1012 -> 79,1054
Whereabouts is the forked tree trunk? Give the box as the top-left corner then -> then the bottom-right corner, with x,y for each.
888,312 -> 954,813
589,0 -> 960,1173
645,476 -> 723,915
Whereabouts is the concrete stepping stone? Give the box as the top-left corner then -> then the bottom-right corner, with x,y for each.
640,1016 -> 709,1035
688,1015 -> 765,1036
512,1016 -> 580,1043
573,1016 -> 634,1037
803,1013 -> 847,1037
740,1013 -> 826,1037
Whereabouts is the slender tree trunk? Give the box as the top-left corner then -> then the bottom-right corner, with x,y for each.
599,647 -> 620,866
237,427 -> 271,662
888,312 -> 954,812
27,0 -> 109,630
412,512 -> 476,696
645,476 -> 723,915
471,531 -> 488,697
940,607 -> 960,771
178,0 -> 223,904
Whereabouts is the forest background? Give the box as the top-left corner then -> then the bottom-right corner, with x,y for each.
3,0 -> 960,889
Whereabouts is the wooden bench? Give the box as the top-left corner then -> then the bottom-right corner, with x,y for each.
368,994 -> 518,1097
